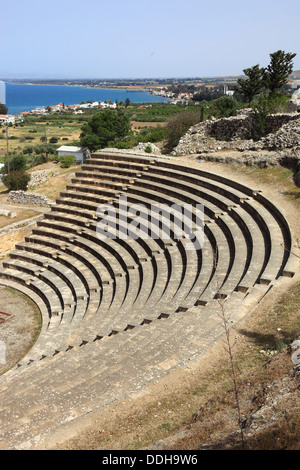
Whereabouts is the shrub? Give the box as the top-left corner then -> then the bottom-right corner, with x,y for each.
251,93 -> 287,139
144,144 -> 152,153
49,137 -> 59,143
27,154 -> 45,168
59,155 -> 77,168
137,125 -> 165,143
23,146 -> 34,155
0,154 -> 27,174
114,141 -> 132,149
34,145 -> 45,155
2,171 -> 31,191
212,96 -> 240,118
163,110 -> 202,154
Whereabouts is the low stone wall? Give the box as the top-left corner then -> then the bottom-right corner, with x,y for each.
7,191 -> 55,207
28,170 -> 49,188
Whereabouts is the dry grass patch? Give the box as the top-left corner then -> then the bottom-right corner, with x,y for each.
29,163 -> 81,201
0,209 -> 40,229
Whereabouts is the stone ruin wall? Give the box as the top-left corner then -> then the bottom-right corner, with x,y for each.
173,112 -> 300,157
7,191 -> 54,207
28,170 -> 49,188
208,112 -> 300,141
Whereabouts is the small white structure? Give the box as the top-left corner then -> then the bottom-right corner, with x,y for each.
57,146 -> 90,164
224,85 -> 235,97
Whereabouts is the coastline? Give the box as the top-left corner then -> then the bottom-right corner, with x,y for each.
5,80 -> 156,93
4,82 -> 169,115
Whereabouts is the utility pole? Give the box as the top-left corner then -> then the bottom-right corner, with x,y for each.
6,126 -> 10,174
44,127 -> 49,162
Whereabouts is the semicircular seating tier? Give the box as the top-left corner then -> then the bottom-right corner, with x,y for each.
0,152 -> 297,450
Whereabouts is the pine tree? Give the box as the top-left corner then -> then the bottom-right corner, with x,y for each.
235,64 -> 265,106
264,50 -> 296,95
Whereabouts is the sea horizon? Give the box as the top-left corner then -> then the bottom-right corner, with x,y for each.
4,82 -> 169,115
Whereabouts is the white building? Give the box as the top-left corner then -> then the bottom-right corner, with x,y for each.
57,146 -> 90,164
224,85 -> 235,97
0,115 -> 15,125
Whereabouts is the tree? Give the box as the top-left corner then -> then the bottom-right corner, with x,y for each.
80,108 -> 131,151
213,96 -> 240,118
0,103 -> 8,115
235,64 -> 265,106
264,50 -> 296,95
0,154 -> 27,174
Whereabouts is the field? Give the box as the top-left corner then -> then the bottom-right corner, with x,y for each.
0,116 -> 84,156
0,103 -> 204,159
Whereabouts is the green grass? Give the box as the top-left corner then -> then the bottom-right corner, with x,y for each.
127,102 -> 204,122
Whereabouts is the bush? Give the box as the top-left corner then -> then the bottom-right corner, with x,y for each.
137,125 -> 165,143
34,145 -> 45,155
49,137 -> 58,143
23,146 -> 34,155
59,155 -> 77,168
144,144 -> 152,153
251,93 -> 287,139
0,154 -> 27,174
2,171 -> 31,191
163,110 -> 202,154
27,154 -> 45,169
212,96 -> 240,118
114,141 -> 132,149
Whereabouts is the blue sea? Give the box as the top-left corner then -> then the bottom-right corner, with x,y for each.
4,82 -> 168,115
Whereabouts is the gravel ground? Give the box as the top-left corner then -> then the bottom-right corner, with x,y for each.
0,286 -> 41,375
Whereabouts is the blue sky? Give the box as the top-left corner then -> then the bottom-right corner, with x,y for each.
1,0 -> 300,79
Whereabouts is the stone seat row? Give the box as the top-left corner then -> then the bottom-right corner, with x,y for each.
0,152 -> 296,450
0,153 -> 294,369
